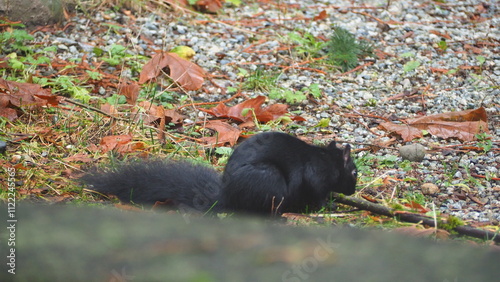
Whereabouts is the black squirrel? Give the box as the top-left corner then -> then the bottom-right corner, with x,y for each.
82,132 -> 357,215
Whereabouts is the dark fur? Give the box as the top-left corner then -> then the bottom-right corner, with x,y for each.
82,132 -> 357,215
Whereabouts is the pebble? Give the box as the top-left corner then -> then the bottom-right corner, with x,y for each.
421,183 -> 439,195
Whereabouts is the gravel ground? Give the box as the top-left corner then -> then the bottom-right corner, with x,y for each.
32,0 -> 499,223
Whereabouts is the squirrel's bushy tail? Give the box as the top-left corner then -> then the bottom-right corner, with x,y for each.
81,160 -> 221,212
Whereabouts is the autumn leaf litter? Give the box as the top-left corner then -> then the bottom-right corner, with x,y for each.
21,0 -> 500,224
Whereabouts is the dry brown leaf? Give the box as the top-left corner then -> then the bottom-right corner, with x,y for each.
100,103 -> 118,115
119,83 -> 140,105
313,10 -> 328,21
200,120 -> 241,146
132,101 -> 184,126
0,78 -> 61,120
379,107 -> 489,141
63,153 -> 93,163
99,135 -> 133,153
429,30 -> 451,40
194,0 -> 223,13
201,96 -> 305,123
139,52 -> 204,91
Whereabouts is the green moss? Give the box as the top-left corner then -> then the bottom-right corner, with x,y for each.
390,203 -> 404,211
439,215 -> 465,231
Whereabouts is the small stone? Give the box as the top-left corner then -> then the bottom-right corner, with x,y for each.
421,183 -> 439,195
0,140 -> 6,154
399,143 -> 426,162
402,78 -> 411,89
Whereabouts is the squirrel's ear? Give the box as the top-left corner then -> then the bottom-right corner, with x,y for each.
327,140 -> 337,150
343,145 -> 352,163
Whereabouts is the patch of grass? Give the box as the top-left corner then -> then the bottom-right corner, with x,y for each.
287,31 -> 326,59
402,190 -> 427,206
241,67 -> 280,92
268,83 -> 322,104
286,27 -> 373,72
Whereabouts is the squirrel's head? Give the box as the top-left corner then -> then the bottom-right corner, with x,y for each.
327,141 -> 357,195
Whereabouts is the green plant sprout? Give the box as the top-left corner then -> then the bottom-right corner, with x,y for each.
326,26 -> 373,72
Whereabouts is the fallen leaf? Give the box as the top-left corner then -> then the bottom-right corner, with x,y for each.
139,52 -> 205,91
313,10 -> 328,21
0,78 -> 61,120
139,52 -> 166,84
99,135 -> 136,153
404,201 -> 430,213
119,83 -> 140,105
100,103 -> 118,115
165,53 -> 204,90
464,44 -> 482,54
193,0 -> 223,13
200,120 -> 241,146
429,67 -> 449,74
429,30 -> 451,40
133,101 -> 184,126
63,153 -> 93,163
201,96 -> 305,123
379,107 -> 489,141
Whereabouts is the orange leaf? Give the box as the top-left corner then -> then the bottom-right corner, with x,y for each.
100,103 -> 118,115
201,96 -> 305,123
0,78 -> 51,108
313,10 -> 328,21
119,83 -> 140,105
464,44 -> 482,54
429,30 -> 451,40
380,107 -> 489,142
429,67 -> 449,74
194,0 -> 223,13
165,53 -> 205,90
404,201 -> 430,213
200,120 -> 241,146
139,52 -> 169,84
139,52 -> 205,91
131,101 -> 184,126
63,153 -> 93,163
0,78 -> 61,120
99,135 -> 133,153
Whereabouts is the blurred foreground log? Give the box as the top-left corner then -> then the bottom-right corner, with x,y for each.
0,204 -> 499,281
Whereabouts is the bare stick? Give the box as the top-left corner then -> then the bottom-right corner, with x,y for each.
333,193 -> 500,243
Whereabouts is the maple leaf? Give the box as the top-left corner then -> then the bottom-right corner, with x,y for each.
139,52 -> 205,91
200,120 -> 241,146
0,78 -> 60,120
201,96 -> 305,123
118,83 -> 140,105
98,135 -> 145,154
133,101 -> 184,126
379,107 -> 489,142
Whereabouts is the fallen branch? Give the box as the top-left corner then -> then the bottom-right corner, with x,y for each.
333,193 -> 500,243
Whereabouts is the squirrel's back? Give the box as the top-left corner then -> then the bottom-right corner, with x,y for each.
220,132 -> 357,214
